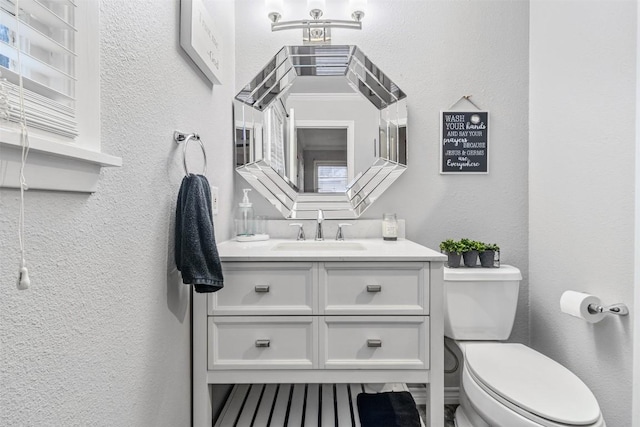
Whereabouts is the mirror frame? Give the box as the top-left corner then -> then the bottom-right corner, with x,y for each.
234,45 -> 407,219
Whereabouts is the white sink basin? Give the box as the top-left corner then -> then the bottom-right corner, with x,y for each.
271,241 -> 367,251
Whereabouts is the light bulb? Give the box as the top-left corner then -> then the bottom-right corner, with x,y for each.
350,0 -> 367,21
308,0 -> 326,19
266,0 -> 284,22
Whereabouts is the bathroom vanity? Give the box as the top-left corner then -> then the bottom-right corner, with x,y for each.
192,238 -> 446,427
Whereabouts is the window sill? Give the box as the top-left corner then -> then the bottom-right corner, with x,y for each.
0,132 -> 121,193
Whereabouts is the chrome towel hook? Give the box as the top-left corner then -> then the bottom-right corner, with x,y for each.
174,130 -> 207,176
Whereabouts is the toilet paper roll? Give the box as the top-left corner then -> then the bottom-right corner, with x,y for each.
560,291 -> 605,323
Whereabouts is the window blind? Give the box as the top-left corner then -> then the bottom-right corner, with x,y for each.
0,0 -> 77,139
316,163 -> 348,193
268,105 -> 285,175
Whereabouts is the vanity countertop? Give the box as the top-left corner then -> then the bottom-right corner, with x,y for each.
216,238 -> 446,262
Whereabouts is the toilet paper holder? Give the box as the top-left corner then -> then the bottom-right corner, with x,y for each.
560,290 -> 629,323
587,302 -> 629,316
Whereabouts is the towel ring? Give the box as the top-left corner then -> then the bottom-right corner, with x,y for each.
174,131 -> 207,176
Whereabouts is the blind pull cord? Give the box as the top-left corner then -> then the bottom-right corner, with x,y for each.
14,0 -> 31,290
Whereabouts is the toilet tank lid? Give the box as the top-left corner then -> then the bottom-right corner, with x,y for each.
444,265 -> 522,281
465,343 -> 601,425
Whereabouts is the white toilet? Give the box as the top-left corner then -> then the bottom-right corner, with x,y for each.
444,265 -> 606,427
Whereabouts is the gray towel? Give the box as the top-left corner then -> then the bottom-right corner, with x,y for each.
175,174 -> 223,293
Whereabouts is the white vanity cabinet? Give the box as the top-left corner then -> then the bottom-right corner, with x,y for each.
321,262 -> 428,315
192,239 -> 445,427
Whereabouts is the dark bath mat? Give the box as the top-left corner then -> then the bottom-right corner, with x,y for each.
357,391 -> 421,427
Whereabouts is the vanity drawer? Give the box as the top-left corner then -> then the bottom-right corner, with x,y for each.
320,262 -> 428,315
208,316 -> 317,370
320,316 -> 429,369
209,262 -> 316,315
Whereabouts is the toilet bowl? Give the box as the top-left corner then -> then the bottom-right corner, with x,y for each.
443,266 -> 606,427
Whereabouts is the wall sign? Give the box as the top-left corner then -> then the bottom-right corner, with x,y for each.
440,111 -> 489,174
180,0 -> 222,85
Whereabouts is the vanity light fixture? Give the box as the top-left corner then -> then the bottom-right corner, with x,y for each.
266,0 -> 367,45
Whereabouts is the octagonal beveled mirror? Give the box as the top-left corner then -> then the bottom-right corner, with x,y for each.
234,45 -> 407,219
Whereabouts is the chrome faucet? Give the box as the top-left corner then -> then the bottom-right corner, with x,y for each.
289,223 -> 305,241
335,223 -> 351,241
315,209 -> 324,241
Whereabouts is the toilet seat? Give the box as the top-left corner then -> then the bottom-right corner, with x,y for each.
461,343 -> 605,427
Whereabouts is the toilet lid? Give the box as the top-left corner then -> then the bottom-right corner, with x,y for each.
464,343 -> 601,425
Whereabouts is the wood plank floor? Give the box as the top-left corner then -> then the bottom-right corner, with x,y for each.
214,383 -> 426,427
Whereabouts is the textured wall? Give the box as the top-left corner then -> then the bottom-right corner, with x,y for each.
0,1 -> 235,425
235,0 -> 530,351
529,1 -> 636,425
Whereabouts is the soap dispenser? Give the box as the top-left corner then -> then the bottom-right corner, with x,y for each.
235,189 -> 255,239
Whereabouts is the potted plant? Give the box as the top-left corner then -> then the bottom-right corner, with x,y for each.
479,243 -> 499,268
461,238 -> 484,267
440,239 -> 463,268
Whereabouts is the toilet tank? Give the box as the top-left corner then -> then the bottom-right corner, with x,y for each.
444,265 -> 522,340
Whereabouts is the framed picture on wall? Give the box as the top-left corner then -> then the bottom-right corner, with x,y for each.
179,0 -> 222,85
440,111 -> 489,174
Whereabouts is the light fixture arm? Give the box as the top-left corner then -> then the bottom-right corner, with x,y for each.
271,18 -> 362,32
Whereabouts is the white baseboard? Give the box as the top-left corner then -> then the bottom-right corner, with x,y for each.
408,385 -> 460,406
445,387 -> 460,405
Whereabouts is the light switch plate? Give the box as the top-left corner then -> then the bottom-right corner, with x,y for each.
211,186 -> 219,215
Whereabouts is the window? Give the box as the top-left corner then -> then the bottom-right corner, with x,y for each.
267,104 -> 285,176
315,161 -> 348,193
0,0 -> 120,192
0,0 -> 77,138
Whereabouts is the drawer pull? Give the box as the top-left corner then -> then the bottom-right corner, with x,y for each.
366,285 -> 382,293
254,285 -> 270,293
367,339 -> 382,348
255,339 -> 271,348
